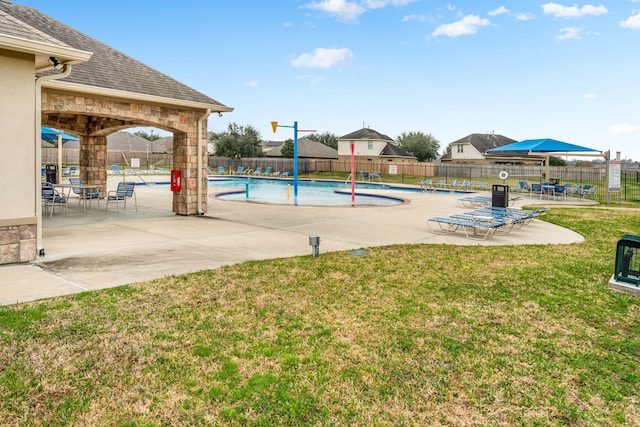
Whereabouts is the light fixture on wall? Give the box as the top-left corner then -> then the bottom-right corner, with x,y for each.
217,112 -> 223,117
48,56 -> 63,70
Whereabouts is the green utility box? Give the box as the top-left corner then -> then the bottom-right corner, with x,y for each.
609,234 -> 640,296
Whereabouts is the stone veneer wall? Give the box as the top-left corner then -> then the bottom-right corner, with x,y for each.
0,222 -> 37,264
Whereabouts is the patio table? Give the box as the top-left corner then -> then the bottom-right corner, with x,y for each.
54,183 -> 99,213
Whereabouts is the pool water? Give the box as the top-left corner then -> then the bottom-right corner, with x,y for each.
210,177 -> 409,206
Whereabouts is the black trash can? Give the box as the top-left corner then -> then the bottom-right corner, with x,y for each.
45,164 -> 58,184
492,184 -> 509,208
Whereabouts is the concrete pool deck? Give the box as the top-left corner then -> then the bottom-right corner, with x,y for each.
0,175 -> 595,306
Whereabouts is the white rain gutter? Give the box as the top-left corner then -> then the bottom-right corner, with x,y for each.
197,109 -> 211,215
35,64 -> 72,255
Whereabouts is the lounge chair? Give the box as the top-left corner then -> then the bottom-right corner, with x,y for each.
111,165 -> 123,174
418,179 -> 434,192
436,180 -> 447,188
217,166 -> 226,174
461,180 -> 473,189
457,196 -> 491,208
371,172 -> 381,181
580,185 -> 597,198
253,166 -> 262,175
427,216 -> 502,240
41,182 -> 67,217
569,183 -> 583,196
106,182 -> 137,212
449,214 -> 514,235
476,183 -> 488,191
358,171 -> 370,181
263,166 -> 272,176
63,166 -> 77,177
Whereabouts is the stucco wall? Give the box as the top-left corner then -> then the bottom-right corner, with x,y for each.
0,49 -> 35,219
337,140 -> 388,156
0,49 -> 37,263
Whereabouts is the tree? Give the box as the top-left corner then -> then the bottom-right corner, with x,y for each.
307,132 -> 338,149
396,131 -> 440,162
280,139 -> 294,158
133,130 -> 162,141
548,156 -> 567,166
210,122 -> 264,158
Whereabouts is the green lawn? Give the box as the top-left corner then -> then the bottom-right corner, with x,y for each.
1,208 -> 639,426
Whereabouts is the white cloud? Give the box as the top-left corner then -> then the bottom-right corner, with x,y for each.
306,0 -> 366,22
620,12 -> 640,29
290,48 -> 354,68
402,14 -> 428,22
363,0 -> 416,8
282,21 -> 293,28
542,3 -> 607,18
244,80 -> 258,87
557,26 -> 582,40
583,93 -> 597,99
488,6 -> 509,16
305,0 -> 414,22
432,15 -> 490,38
513,12 -> 535,21
609,123 -> 640,134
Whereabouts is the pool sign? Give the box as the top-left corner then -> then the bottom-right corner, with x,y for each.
131,158 -> 140,168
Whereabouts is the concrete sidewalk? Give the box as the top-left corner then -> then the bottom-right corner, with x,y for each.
0,177 -> 592,305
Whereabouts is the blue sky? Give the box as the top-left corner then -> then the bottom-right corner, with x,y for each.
19,0 -> 640,160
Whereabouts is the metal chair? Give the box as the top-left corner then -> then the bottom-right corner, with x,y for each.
106,182 -> 137,212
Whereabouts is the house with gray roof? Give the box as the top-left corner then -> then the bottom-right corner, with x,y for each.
440,133 -> 538,164
337,128 -> 416,163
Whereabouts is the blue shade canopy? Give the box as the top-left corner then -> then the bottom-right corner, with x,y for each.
41,126 -> 78,143
486,138 -> 600,153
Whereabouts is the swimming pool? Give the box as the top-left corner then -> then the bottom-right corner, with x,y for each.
210,177 -> 409,206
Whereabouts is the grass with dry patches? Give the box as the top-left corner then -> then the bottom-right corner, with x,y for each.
1,208 -> 639,426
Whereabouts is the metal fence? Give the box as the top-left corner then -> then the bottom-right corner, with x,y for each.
42,149 -> 640,202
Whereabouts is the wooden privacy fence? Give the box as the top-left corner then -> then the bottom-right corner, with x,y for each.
42,149 -> 174,169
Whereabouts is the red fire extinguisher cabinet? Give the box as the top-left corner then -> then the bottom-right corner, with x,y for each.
170,169 -> 181,192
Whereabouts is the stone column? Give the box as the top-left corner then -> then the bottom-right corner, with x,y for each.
172,123 -> 208,215
79,135 -> 107,197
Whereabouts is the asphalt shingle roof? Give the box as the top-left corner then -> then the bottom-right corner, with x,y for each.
0,6 -> 67,45
265,137 -> 338,159
380,142 -> 413,157
441,133 -> 516,160
0,1 -> 229,108
339,128 -> 394,142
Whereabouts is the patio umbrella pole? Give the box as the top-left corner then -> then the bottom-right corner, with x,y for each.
57,133 -> 62,184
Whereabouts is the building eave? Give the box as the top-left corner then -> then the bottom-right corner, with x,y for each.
43,80 -> 234,112
0,33 -> 91,67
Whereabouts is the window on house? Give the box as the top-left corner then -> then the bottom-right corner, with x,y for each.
368,141 -> 373,149
457,144 -> 464,153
